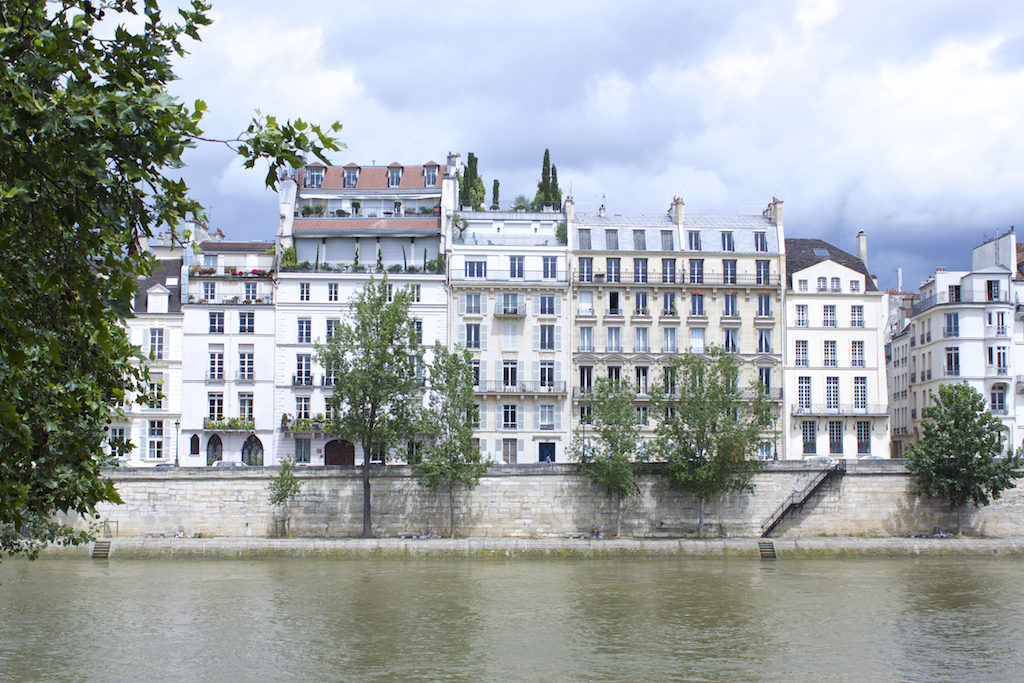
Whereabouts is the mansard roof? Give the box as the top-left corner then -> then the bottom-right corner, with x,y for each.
785,238 -> 877,291
134,258 -> 182,313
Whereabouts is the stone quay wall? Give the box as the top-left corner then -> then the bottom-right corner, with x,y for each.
84,461 -> 1024,539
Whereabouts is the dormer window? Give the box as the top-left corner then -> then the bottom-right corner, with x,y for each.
343,167 -> 359,188
424,165 -> 438,187
388,166 -> 402,188
304,166 -> 324,189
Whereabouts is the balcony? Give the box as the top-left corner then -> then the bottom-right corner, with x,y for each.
791,403 -> 889,417
237,371 -> 255,383
190,266 -> 274,279
495,305 -> 525,318
292,374 -> 314,386
943,327 -> 959,338
996,366 -> 1009,376
187,293 -> 274,305
661,309 -> 679,319
206,371 -> 225,382
322,376 -> 336,386
452,269 -> 564,283
607,344 -> 623,353
474,381 -> 567,394
577,308 -> 596,318
945,367 -> 960,377
632,308 -> 651,319
605,308 -> 623,317
204,417 -> 255,431
573,271 -> 781,286
912,289 -> 1010,316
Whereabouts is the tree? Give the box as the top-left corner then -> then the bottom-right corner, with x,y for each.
268,458 -> 304,537
490,179 -> 500,211
316,278 -> 423,537
458,152 -> 485,209
532,148 -> 562,210
906,382 -> 1024,535
652,348 -> 773,536
413,345 -> 488,538
573,377 -> 645,536
0,0 -> 340,558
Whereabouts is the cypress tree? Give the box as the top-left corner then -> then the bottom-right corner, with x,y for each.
491,179 -> 500,210
550,164 -> 562,208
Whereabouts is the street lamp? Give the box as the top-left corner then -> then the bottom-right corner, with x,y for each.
174,419 -> 180,467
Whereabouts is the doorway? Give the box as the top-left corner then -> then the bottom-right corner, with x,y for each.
325,439 -> 355,466
539,442 -> 555,463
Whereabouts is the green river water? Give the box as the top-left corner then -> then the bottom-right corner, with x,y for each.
1,557 -> 1022,681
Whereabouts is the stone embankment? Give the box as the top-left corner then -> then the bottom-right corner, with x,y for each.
41,536 -> 1024,560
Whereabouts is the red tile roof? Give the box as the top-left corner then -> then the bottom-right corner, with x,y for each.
299,164 -> 446,191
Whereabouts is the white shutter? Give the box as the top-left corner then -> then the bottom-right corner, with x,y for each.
555,361 -> 562,384
495,361 -> 502,385
495,406 -> 502,429
555,327 -> 562,351
479,362 -> 487,383
479,404 -> 487,430
458,293 -> 466,315
555,295 -> 562,315
495,438 -> 502,456
518,438 -> 525,456
533,325 -> 540,351
480,325 -> 488,349
533,294 -> 540,315
517,361 -> 524,386
533,361 -> 539,383
481,293 -> 489,315
554,407 -> 562,431
518,293 -> 526,313
534,404 -> 540,429
517,405 -> 523,430
458,324 -> 466,346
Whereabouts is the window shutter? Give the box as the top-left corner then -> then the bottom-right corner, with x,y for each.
495,438 -> 502,455
479,362 -> 487,383
555,327 -> 562,351
479,405 -> 487,430
495,361 -> 502,384
518,438 -> 525,455
495,406 -> 502,429
480,325 -> 488,349
518,293 -> 526,313
533,294 -> 540,315
555,295 -> 562,316
481,293 -> 489,315
534,404 -> 540,429
516,405 -> 523,430
533,361 -> 539,382
533,325 -> 540,351
458,294 -> 466,315
555,361 -> 562,383
517,361 -> 524,384
458,324 -> 466,346
554,408 -> 561,431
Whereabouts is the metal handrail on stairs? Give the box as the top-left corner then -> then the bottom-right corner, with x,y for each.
761,459 -> 845,537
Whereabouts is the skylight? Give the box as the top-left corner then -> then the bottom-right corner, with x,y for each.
813,248 -> 829,257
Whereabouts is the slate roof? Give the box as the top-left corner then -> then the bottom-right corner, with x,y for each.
785,238 -> 877,291
134,258 -> 182,314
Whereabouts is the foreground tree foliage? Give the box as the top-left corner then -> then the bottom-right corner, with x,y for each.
413,345 -> 488,538
573,377 -> 645,537
317,279 -> 423,537
267,458 -> 304,537
0,0 -> 340,558
652,348 -> 773,536
906,382 -> 1024,535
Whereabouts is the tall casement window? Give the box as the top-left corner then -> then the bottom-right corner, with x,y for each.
296,396 -> 310,420
295,354 -> 312,384
829,421 -> 843,454
465,260 -> 487,278
540,361 -> 555,388
689,328 -> 705,354
687,230 -> 701,251
387,166 -> 402,187
824,340 -> 837,367
209,311 -> 224,334
147,420 -> 164,459
203,281 -> 216,300
757,294 -> 771,318
239,311 -> 254,334
542,256 -> 558,279
754,231 -> 768,252
295,438 -> 311,464
724,328 -> 738,353
826,377 -> 839,409
238,349 -> 254,381
539,294 -> 556,316
328,283 -> 339,302
724,293 -> 738,317
755,260 -> 770,284
945,347 -> 960,376
579,327 -> 593,352
689,259 -> 704,284
758,367 -> 771,393
663,327 -> 677,353
239,393 -> 254,421
690,293 -> 705,317
343,167 -> 358,188
297,318 -> 311,343
502,438 -> 518,464
857,422 -> 871,454
424,165 -> 438,187
634,327 -> 649,353
606,257 -> 621,283
823,305 -> 836,327
722,259 -> 736,285
721,231 -> 735,251
795,340 -> 808,367
299,282 -> 310,301
577,258 -> 592,282
607,327 -> 621,352
798,376 -> 811,408
208,348 -> 224,380
853,377 -> 867,409
509,256 -> 525,279
148,328 -> 164,360
802,421 -> 816,454
634,258 -> 648,283
851,341 -> 865,368
660,230 -> 674,250
465,323 -> 481,349
577,229 -> 592,249
304,166 -> 324,188
757,329 -> 772,354
208,392 -> 224,420
851,305 -> 864,328
502,404 -> 518,430
465,292 -> 482,315
944,312 -> 959,337
633,230 -> 646,250
326,319 -> 339,340
662,259 -> 676,284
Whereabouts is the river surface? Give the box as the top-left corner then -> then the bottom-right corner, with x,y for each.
1,557 -> 1023,682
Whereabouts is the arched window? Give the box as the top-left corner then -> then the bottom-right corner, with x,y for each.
242,434 -> 264,467
190,434 -> 200,455
207,434 -> 223,466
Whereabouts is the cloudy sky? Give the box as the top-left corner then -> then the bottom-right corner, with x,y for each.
169,0 -> 1024,291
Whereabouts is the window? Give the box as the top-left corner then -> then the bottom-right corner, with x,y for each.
823,305 -> 836,328
209,311 -> 224,334
758,367 -> 771,393
465,293 -> 482,315
634,291 -> 649,315
852,341 -> 865,368
424,165 -> 438,187
660,230 -> 674,250
540,361 -> 555,388
148,328 -> 164,360
502,438 -> 518,463
724,293 -> 738,317
634,327 -> 649,353
148,420 -> 164,459
296,354 -> 311,384
636,406 -> 649,425
690,293 -> 705,317
817,277 -> 827,292
850,280 -> 861,292
607,365 -> 621,382
386,284 -> 394,303
539,404 -> 555,430
987,279 -> 1001,301
948,285 -> 961,303
857,421 -> 871,454
689,259 -> 704,284
829,421 -> 843,455
579,365 -> 593,392
942,312 -> 959,337
607,327 -> 621,352
295,438 -> 310,464
147,379 -> 164,409
830,277 -> 841,292
239,393 -> 253,421
299,282 -> 310,301
577,229 -> 592,250
798,377 -> 811,408
239,311 -> 254,334
503,404 -> 518,430
724,328 -> 738,353
854,377 -> 867,409
607,291 -> 621,315
296,396 -> 310,420
238,351 -> 253,381
722,259 -> 736,285
540,325 -> 555,350
501,293 -> 519,316
323,282 -> 337,303
208,393 -> 224,420
387,166 -> 402,187
633,230 -> 646,250
203,282 -> 216,300
189,433 -> 199,455
754,232 -> 767,252
721,231 -> 735,251
826,377 -> 839,409
244,282 -> 258,301
798,279 -> 808,292
690,328 -> 705,354
796,340 -> 808,367
663,327 -> 677,353
946,347 -> 960,376
663,292 -> 677,316
208,350 -> 224,380
824,340 -> 837,367
606,257 -> 621,283
509,256 -> 524,279
502,361 -> 518,389
326,319 -> 339,340
578,258 -> 592,282
579,327 -> 593,352
605,230 -> 618,250
634,258 -> 648,283
466,323 -> 481,349
688,230 -> 701,251
757,293 -> 771,317
414,319 -> 423,344
535,294 -> 554,316
343,167 -> 358,188
304,166 -> 324,188
297,318 -> 311,343
756,260 -> 770,285
635,366 -> 649,395
578,292 -> 593,316
802,421 -> 816,454
465,260 -> 487,278
661,259 -> 676,284
851,305 -> 864,328
757,329 -> 772,354
992,385 -> 1007,413
542,256 -> 558,279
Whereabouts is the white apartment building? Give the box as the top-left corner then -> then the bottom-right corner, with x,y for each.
448,209 -> 571,463
179,240 -> 277,466
783,235 -> 889,459
570,197 -> 785,458
901,230 -> 1020,452
117,258 -> 184,466
273,158 -> 456,465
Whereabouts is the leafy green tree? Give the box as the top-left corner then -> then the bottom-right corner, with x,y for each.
573,377 -> 645,537
652,348 -> 773,536
491,179 -> 500,210
316,278 -> 423,537
906,382 -> 1024,535
0,0 -> 340,558
413,345 -> 488,538
532,148 -> 562,210
458,152 -> 485,209
268,458 -> 304,537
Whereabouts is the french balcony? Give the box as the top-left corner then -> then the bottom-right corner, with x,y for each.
204,417 -> 255,431
206,371 -> 225,382
661,309 -> 679,319
791,403 -> 888,417
943,327 -> 959,338
495,305 -> 525,318
945,367 -> 960,377
605,308 -> 623,318
572,271 -> 781,286
474,381 -> 567,395
237,371 -> 255,383
292,374 -> 314,386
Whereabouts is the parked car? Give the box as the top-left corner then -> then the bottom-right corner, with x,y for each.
213,460 -> 248,468
154,462 -> 176,468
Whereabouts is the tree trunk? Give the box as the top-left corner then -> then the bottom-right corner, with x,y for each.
697,497 -> 705,538
615,494 -> 622,537
448,481 -> 455,539
361,446 -> 372,538
282,502 -> 288,538
956,506 -> 962,536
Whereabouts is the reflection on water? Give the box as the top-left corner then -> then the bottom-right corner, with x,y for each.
1,558 -> 1023,681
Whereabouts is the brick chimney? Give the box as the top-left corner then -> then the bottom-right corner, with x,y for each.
670,197 -> 685,225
